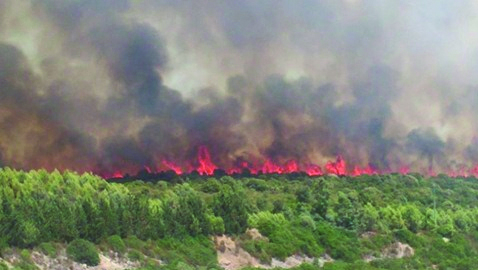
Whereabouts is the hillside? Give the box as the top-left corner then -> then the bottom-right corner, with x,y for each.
1,169 -> 478,269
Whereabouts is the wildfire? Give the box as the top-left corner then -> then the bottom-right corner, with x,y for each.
325,156 -> 346,175
102,146 -> 478,179
162,160 -> 183,175
197,145 -> 218,175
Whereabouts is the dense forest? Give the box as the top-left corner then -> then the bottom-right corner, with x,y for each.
1,169 -> 478,269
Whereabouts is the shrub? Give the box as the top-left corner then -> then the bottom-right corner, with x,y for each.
315,222 -> 361,262
175,261 -> 195,270
18,221 -> 40,248
20,249 -> 31,262
213,182 -> 252,234
246,179 -> 269,192
240,238 -> 272,264
12,261 -> 39,270
272,200 -> 285,213
0,262 -> 7,270
156,236 -> 217,267
107,235 -> 126,254
124,236 -> 145,251
127,249 -> 144,262
207,215 -> 225,235
38,242 -> 57,257
1,247 -> 13,257
66,239 -> 100,266
247,211 -> 288,236
201,178 -> 221,193
298,213 -> 316,230
144,257 -> 161,268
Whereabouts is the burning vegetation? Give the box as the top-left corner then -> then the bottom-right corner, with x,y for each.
103,146 -> 478,180
0,1 -> 478,178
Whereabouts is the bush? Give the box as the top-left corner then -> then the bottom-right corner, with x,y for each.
0,262 -> 7,270
213,182 -> 252,234
207,215 -> 225,235
12,261 -> 39,270
240,238 -> 272,264
38,242 -> 57,257
156,236 -> 217,267
174,261 -> 195,270
0,247 -> 13,257
20,249 -> 31,262
315,222 -> 360,262
127,249 -> 144,262
247,211 -> 288,236
298,213 -> 316,230
107,235 -> 126,253
66,239 -> 100,266
246,179 -> 269,192
124,236 -> 145,251
201,178 -> 221,193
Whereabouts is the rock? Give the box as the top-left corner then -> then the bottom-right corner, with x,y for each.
215,235 -> 263,270
215,233 -> 334,270
245,228 -> 266,240
382,242 -> 415,259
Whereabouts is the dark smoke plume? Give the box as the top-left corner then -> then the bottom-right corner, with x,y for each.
407,128 -> 445,171
0,0 -> 477,175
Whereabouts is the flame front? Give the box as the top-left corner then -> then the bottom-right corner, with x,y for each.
98,146 -> 474,179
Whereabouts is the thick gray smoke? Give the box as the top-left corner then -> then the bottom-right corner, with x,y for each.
0,0 -> 477,174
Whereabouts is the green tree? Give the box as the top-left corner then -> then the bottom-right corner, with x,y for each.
380,205 -> 405,231
213,180 -> 252,234
359,203 -> 380,232
66,239 -> 100,266
400,204 -> 424,233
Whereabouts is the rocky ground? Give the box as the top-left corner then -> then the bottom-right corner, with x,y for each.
214,229 -> 335,270
0,229 -> 416,269
1,249 -> 140,270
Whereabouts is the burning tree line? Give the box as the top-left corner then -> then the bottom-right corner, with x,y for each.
103,146 -> 478,180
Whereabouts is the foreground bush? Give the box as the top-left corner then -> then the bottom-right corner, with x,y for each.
66,239 -> 100,266
106,235 -> 126,254
38,242 -> 57,257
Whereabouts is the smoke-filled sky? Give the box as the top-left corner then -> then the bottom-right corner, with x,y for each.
1,0 -> 478,174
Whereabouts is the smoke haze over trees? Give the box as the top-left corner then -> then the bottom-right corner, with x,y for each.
1,1 -> 478,174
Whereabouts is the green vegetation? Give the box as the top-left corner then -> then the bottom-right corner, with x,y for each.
66,239 -> 100,266
127,249 -> 144,262
38,242 -> 57,257
2,169 -> 478,268
106,235 -> 126,254
19,249 -> 31,262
